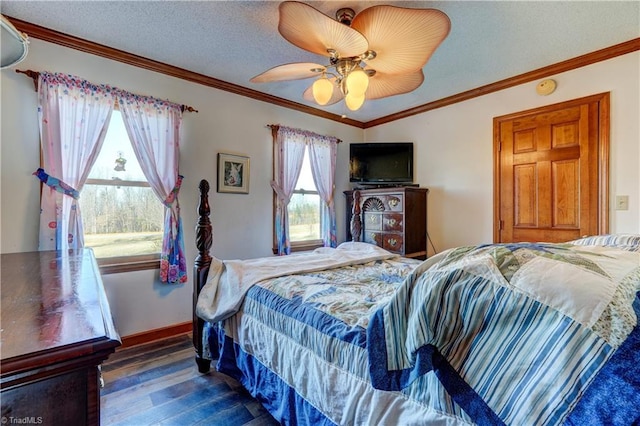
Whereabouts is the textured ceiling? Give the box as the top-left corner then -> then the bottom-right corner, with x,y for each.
2,1 -> 639,122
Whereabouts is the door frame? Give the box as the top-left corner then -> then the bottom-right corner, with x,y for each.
493,92 -> 610,242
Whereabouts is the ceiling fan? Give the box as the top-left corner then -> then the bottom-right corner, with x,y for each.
250,1 -> 450,112
1,14 -> 29,69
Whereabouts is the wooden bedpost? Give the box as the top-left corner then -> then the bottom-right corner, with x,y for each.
350,190 -> 362,242
193,179 -> 213,373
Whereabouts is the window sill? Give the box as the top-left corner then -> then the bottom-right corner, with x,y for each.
97,255 -> 160,275
272,241 -> 324,255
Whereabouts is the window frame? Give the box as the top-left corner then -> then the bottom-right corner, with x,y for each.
271,146 -> 324,254
271,204 -> 324,254
96,253 -> 160,274
78,109 -> 163,275
82,177 -> 162,274
288,186 -> 323,251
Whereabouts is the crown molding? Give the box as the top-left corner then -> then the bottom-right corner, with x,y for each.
8,17 -> 639,130
8,17 -> 365,129
365,38 -> 639,128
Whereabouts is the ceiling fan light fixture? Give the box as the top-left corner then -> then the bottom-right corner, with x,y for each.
252,2 -> 451,113
312,75 -> 334,105
345,66 -> 369,97
344,92 -> 365,111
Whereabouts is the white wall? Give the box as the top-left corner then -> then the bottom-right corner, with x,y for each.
366,52 -> 640,255
0,39 -> 363,337
2,39 -> 638,337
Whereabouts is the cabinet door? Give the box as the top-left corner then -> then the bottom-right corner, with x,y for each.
384,194 -> 403,212
364,231 -> 383,247
383,214 -> 403,232
383,234 -> 404,253
363,212 -> 383,231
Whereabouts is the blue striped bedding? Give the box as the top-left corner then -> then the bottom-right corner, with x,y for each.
204,237 -> 640,425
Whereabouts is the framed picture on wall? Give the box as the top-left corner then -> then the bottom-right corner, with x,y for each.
217,153 -> 250,194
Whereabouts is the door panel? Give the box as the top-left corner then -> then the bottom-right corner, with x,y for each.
552,159 -> 579,227
494,93 -> 609,243
514,163 -> 537,227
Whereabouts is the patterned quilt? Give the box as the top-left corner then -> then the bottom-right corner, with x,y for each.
197,242 -> 407,323
207,254 -> 436,425
255,256 -> 421,329
202,236 -> 640,425
368,242 -> 640,425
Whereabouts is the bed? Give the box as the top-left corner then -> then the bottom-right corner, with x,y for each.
191,180 -> 640,425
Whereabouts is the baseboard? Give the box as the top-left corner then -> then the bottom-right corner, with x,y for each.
120,321 -> 192,348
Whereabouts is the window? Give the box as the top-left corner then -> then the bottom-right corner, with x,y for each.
288,149 -> 322,248
79,110 -> 164,271
271,125 -> 337,255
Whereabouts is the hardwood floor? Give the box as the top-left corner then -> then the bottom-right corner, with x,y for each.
100,334 -> 279,426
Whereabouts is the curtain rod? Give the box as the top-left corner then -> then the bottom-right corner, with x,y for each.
266,124 -> 342,143
16,69 -> 198,113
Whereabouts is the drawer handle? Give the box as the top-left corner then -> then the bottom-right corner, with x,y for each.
387,218 -> 397,227
388,199 -> 399,208
388,238 -> 398,247
368,216 -> 377,223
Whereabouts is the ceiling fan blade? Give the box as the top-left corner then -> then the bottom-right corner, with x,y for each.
278,1 -> 369,58
366,69 -> 424,100
351,6 -> 450,75
302,78 -> 343,105
250,62 -> 325,83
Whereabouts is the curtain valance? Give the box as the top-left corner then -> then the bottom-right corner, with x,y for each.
18,69 -> 197,113
267,124 -> 341,144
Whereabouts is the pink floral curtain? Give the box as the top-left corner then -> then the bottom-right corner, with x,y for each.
34,71 -> 186,284
271,126 -> 306,255
117,93 -> 186,284
36,72 -> 115,251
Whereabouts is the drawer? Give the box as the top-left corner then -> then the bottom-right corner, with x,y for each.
383,234 -> 404,252
364,231 -> 383,247
383,214 -> 403,232
363,212 -> 382,231
384,195 -> 403,212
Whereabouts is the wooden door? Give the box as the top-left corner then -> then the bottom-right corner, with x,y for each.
494,93 -> 609,243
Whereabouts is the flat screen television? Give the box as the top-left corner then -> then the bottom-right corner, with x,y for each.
349,142 -> 414,184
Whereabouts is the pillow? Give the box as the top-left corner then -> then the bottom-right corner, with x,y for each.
569,234 -> 640,252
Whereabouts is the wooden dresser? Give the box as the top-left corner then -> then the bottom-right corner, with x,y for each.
1,249 -> 121,426
345,187 -> 429,259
